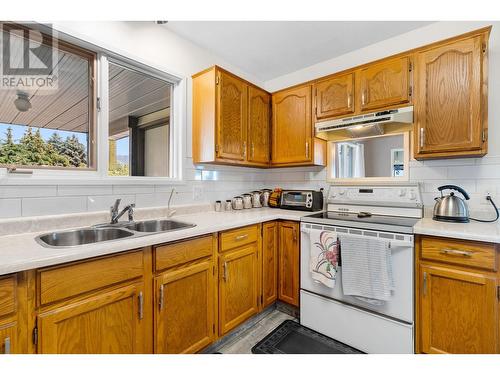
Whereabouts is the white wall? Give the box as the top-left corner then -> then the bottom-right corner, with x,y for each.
264,21 -> 500,213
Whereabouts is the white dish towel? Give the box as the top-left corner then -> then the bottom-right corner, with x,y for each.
307,228 -> 339,289
340,235 -> 395,305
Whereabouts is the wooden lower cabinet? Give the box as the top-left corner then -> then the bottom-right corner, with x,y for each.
218,242 -> 260,335
278,221 -> 300,307
155,259 -> 216,354
416,234 -> 500,354
0,323 -> 17,354
419,264 -> 498,353
37,282 -> 146,354
262,221 -> 278,307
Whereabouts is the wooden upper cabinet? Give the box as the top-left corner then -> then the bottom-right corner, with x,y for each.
272,84 -> 319,166
359,56 -> 411,111
192,66 -> 272,167
314,72 -> 355,120
247,86 -> 270,165
419,264 -> 497,354
217,70 -> 248,161
414,35 -> 488,159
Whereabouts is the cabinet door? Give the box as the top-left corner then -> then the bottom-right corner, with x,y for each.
219,243 -> 259,335
419,264 -> 497,354
359,56 -> 410,111
217,70 -> 248,161
247,86 -> 270,165
315,73 -> 355,120
414,36 -> 484,157
0,323 -> 17,354
278,221 -> 300,307
38,283 -> 145,354
272,85 -> 313,164
155,259 -> 215,354
262,222 -> 278,307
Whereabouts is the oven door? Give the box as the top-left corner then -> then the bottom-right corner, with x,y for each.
300,222 -> 414,323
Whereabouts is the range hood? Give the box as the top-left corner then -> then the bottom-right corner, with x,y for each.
315,106 -> 413,137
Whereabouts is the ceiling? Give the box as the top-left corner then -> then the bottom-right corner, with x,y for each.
165,21 -> 434,81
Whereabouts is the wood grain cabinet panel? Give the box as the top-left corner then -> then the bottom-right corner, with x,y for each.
414,35 -> 488,159
0,323 -> 17,354
247,86 -> 271,165
314,72 -> 355,120
218,243 -> 259,335
420,236 -> 496,271
155,259 -> 215,354
192,66 -> 271,167
359,56 -> 411,111
262,221 -> 278,307
272,84 -> 314,165
419,264 -> 497,354
278,221 -> 300,307
217,70 -> 248,161
0,276 -> 16,318
37,282 -> 146,354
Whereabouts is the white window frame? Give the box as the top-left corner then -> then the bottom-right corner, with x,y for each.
0,23 -> 186,186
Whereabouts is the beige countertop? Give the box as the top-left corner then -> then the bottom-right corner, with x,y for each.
413,217 -> 500,244
0,207 -> 307,276
2,206 -> 500,276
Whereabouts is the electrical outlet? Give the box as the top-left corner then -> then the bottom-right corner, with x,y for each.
193,186 -> 204,201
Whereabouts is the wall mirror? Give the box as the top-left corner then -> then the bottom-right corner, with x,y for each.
327,132 -> 410,182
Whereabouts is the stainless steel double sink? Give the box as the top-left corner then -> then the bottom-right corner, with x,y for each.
36,219 -> 196,248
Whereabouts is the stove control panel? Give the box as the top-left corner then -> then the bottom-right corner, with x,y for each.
327,184 -> 423,208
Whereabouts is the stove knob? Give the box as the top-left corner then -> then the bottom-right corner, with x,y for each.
409,190 -> 417,200
399,189 -> 407,197
339,190 -> 346,196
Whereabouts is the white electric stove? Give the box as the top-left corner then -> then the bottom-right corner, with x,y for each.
300,184 -> 423,354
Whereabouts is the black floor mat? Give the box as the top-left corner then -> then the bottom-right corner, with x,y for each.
252,320 -> 363,354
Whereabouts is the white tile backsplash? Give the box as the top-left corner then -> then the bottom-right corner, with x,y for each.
22,196 -> 87,217
0,199 -> 22,218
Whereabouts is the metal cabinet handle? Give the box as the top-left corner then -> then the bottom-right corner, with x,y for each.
242,141 -> 247,158
223,261 -> 228,282
138,292 -> 144,320
251,142 -> 255,159
235,234 -> 248,241
293,228 -> 298,242
4,337 -> 10,354
420,127 -> 425,149
361,90 -> 366,105
440,249 -> 473,257
347,93 -> 352,108
423,272 -> 428,296
159,284 -> 164,310
305,141 -> 310,158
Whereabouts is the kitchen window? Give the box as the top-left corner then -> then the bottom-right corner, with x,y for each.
0,23 -> 97,170
0,22 -> 183,182
107,60 -> 173,177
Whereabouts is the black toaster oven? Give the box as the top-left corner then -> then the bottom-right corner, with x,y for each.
280,190 -> 324,211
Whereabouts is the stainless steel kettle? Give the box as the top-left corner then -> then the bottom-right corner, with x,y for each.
433,185 -> 470,223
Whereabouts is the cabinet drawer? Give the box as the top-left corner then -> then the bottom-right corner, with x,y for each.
0,275 -> 16,318
220,225 -> 259,252
39,250 -> 144,306
420,236 -> 496,271
155,235 -> 214,271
